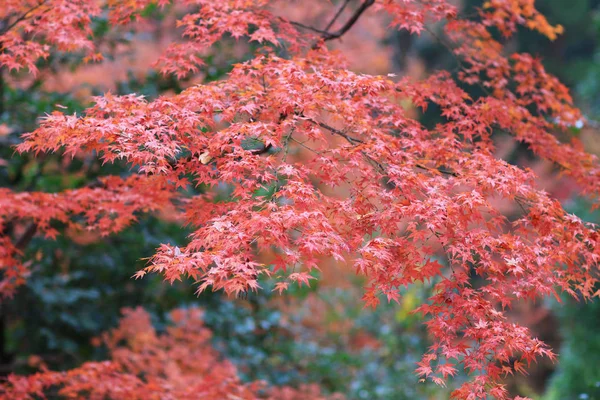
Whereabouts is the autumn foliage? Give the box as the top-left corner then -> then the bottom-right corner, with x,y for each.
0,307 -> 329,399
1,0 -> 600,399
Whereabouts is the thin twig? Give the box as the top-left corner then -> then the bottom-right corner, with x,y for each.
307,118 -> 364,144
288,20 -> 329,35
321,0 -> 375,42
289,136 -> 323,156
0,0 -> 48,36
415,163 -> 459,177
282,128 -> 295,162
324,0 -> 352,32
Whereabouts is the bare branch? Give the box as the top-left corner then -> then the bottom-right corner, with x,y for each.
324,0 -> 352,32
288,0 -> 375,49
288,20 -> 329,35
321,0 -> 375,42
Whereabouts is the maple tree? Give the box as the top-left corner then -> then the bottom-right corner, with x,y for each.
1,0 -> 600,398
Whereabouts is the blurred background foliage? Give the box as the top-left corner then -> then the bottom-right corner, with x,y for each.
1,1 -> 600,399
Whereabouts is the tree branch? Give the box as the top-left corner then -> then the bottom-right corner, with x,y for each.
288,20 -> 329,35
15,223 -> 37,250
324,0 -> 352,32
321,0 -> 375,42
0,1 -> 48,36
307,118 -> 364,144
288,0 -> 375,49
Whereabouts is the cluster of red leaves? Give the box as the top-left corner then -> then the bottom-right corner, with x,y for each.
1,0 -> 99,74
0,0 -> 174,74
2,0 -> 600,398
155,0 -> 305,78
375,0 -> 457,34
0,307 -> 330,399
0,175 -> 175,296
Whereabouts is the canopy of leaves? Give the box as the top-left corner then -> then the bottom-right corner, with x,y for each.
1,1 -> 600,399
